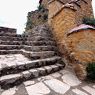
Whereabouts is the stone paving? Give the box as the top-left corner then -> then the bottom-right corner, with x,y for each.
1,64 -> 95,95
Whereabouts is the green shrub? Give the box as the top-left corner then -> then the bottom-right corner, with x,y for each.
86,62 -> 95,80
82,17 -> 95,26
38,5 -> 44,11
26,20 -> 33,30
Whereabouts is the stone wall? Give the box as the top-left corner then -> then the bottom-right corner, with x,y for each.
41,0 -> 48,9
48,0 -> 94,80
75,0 -> 93,25
51,8 -> 76,42
63,29 -> 95,80
49,0 -> 93,28
25,9 -> 48,31
48,0 -> 94,54
66,29 -> 95,63
25,0 -> 49,31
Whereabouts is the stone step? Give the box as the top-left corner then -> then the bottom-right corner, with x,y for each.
0,33 -> 22,37
0,36 -> 54,41
27,36 -> 54,41
0,45 -> 23,50
0,41 -> 56,46
24,41 -> 56,46
0,56 -> 62,76
24,45 -> 57,52
0,36 -> 24,41
0,33 -> 16,36
0,31 -> 16,36
0,41 -> 23,45
30,30 -> 51,35
31,31 -> 51,34
22,50 -> 57,59
0,50 -> 22,55
27,33 -> 53,37
0,63 -> 65,89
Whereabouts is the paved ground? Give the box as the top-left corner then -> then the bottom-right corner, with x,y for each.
0,55 -> 95,95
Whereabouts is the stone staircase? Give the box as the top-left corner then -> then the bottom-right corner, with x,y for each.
0,25 -> 65,89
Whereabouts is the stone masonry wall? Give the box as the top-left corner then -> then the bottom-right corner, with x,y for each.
51,8 -> 76,42
41,0 -> 48,9
25,0 -> 48,32
48,0 -> 93,34
75,0 -> 93,25
48,0 -> 94,52
64,29 -> 95,80
25,9 -> 48,32
48,0 -> 94,80
66,29 -> 95,63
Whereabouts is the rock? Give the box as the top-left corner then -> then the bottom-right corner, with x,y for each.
62,72 -> 81,86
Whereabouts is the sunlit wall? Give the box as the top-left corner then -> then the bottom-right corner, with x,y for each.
92,0 -> 95,17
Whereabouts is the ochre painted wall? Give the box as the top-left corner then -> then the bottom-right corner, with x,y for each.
41,0 -> 48,9
51,8 -> 76,43
48,0 -> 94,54
75,0 -> 93,25
48,0 -> 94,80
48,0 -> 93,28
48,1 -> 63,18
65,30 -> 95,63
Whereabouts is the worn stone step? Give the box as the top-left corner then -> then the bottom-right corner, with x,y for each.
0,33 -> 22,37
27,33 -> 53,37
0,50 -> 22,55
0,63 -> 65,89
27,36 -> 54,41
0,45 -> 23,50
22,50 -> 57,59
0,30 -> 16,36
24,45 -> 57,52
30,30 -> 51,35
0,56 -> 62,76
0,33 -> 16,36
24,41 -> 56,46
0,41 -> 23,45
0,36 -> 24,41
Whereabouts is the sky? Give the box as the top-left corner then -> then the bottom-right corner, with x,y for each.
0,0 -> 39,34
0,0 -> 95,34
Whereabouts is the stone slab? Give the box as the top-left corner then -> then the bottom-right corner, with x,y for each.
72,88 -> 88,95
82,86 -> 95,95
44,79 -> 70,94
24,80 -> 35,86
62,73 -> 81,86
51,72 -> 61,78
25,82 -> 50,95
